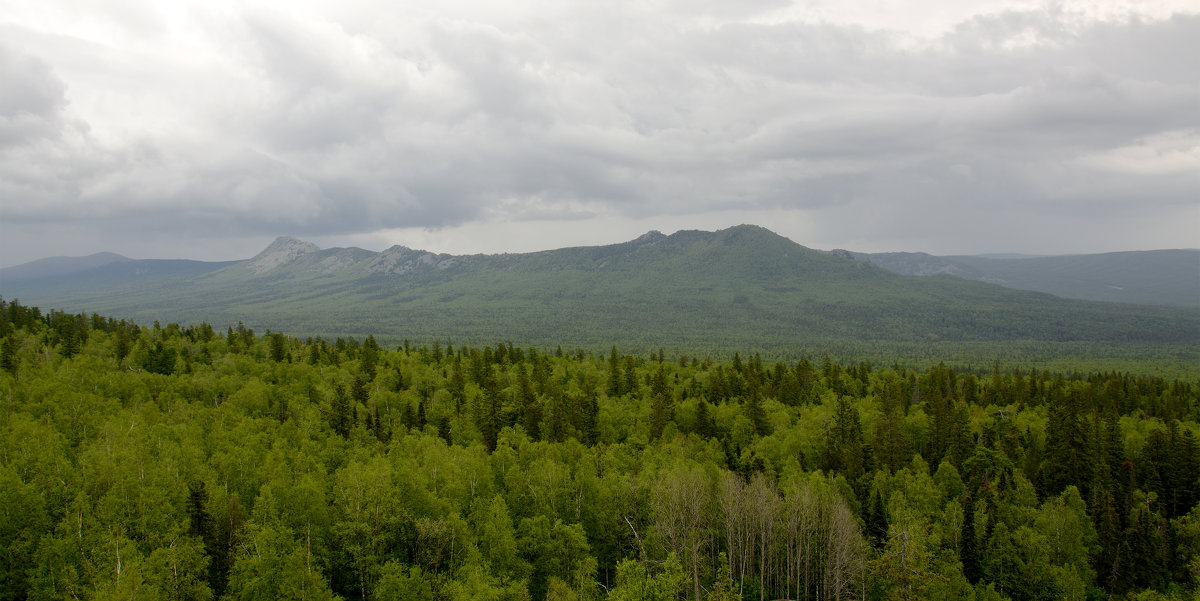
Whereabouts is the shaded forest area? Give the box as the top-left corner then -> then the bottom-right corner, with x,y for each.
1,299 -> 1198,601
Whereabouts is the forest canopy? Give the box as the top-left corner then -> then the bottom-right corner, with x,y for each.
1,299 -> 1198,601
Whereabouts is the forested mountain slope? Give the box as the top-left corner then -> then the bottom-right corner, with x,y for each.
857,249 -> 1200,307
2,301 -> 1198,601
2,226 -> 1196,362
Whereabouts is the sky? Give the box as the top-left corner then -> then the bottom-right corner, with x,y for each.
1,0 -> 1198,267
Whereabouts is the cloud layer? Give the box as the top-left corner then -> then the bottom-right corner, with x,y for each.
1,0 -> 1197,263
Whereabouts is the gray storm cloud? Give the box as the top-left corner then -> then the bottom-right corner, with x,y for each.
0,2 -> 1197,264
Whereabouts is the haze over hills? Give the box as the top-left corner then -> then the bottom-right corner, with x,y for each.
855,249 -> 1200,307
1,225 -> 1196,360
0,252 -> 134,280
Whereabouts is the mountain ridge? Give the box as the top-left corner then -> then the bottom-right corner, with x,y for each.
855,248 -> 1199,307
5,225 -> 1191,297
2,225 -> 1195,361
0,251 -> 133,280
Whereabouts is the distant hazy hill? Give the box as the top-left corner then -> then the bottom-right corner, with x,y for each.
2,226 -> 1196,359
1,252 -> 133,280
1,255 -> 236,298
856,249 -> 1199,307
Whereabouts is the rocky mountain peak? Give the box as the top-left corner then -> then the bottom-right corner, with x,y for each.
366,245 -> 461,275
633,230 -> 666,244
248,236 -> 320,274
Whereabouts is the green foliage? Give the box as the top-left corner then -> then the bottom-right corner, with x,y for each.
0,302 -> 1196,601
0,466 -> 49,600
0,334 -> 18,375
225,523 -> 338,601
375,561 -> 433,601
607,554 -> 686,601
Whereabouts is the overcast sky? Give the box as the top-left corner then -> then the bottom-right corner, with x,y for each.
1,0 -> 1197,266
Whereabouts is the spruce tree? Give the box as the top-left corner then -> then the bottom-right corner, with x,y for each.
361,334 -> 380,379
331,383 -> 351,438
449,359 -> 466,414
1123,493 -> 1168,591
477,367 -> 502,451
373,406 -> 386,441
0,335 -> 15,375
515,364 -> 539,437
1043,383 -> 1090,497
583,393 -> 600,444
352,374 -> 369,407
649,393 -> 672,440
694,400 -> 715,439
866,488 -> 888,549
268,332 -> 286,362
1090,482 -> 1123,590
115,329 -> 131,361
544,386 -> 570,443
711,552 -> 737,601
622,355 -> 639,397
607,346 -> 621,396
961,493 -> 981,583
401,401 -> 415,430
651,364 -> 668,400
743,388 -> 769,436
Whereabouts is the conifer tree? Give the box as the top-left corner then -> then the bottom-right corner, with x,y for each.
950,401 -> 972,466
401,401 -> 415,430
694,400 -> 715,439
1090,482 -> 1123,589
824,396 -> 865,483
515,363 -> 540,438
115,328 -> 131,361
873,376 -> 911,471
351,374 -> 369,407
277,393 -> 289,423
0,335 -> 15,375
1122,492 -> 1169,592
649,393 -> 672,440
449,358 -> 466,414
982,521 -> 1025,599
331,383 -> 351,437
623,355 -> 639,397
743,387 -> 769,437
924,383 -> 949,464
268,332 -> 286,362
711,552 -> 737,601
651,364 -> 668,400
544,386 -> 570,443
865,488 -> 888,549
373,406 -> 387,441
146,340 -> 176,375
961,493 -> 981,583
607,346 -> 621,396
477,367 -> 502,451
709,365 -> 729,404
578,375 -> 601,444
1043,383 -> 1090,497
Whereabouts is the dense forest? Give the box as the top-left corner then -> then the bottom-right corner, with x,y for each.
2,298 -> 1198,601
